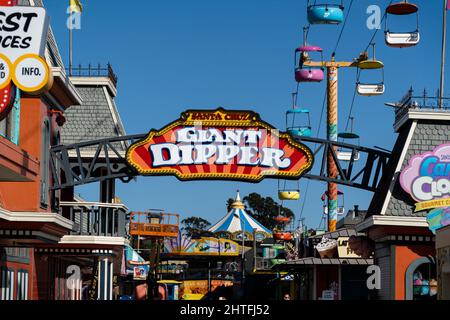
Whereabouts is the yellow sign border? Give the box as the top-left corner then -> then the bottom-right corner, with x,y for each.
12,54 -> 50,93
0,53 -> 13,90
126,108 -> 314,182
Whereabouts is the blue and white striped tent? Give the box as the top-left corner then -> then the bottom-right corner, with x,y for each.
209,192 -> 271,237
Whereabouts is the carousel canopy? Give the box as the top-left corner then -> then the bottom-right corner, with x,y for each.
209,191 -> 271,236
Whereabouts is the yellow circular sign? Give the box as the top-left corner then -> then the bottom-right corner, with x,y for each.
0,53 -> 13,90
12,54 -> 50,93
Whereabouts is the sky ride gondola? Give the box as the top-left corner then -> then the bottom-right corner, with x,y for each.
286,108 -> 312,138
321,190 -> 345,215
385,1 -> 420,48
337,117 -> 360,161
273,232 -> 293,241
273,216 -> 291,223
295,46 -> 324,83
272,210 -> 293,242
307,0 -> 344,25
277,177 -> 301,201
357,44 -> 385,96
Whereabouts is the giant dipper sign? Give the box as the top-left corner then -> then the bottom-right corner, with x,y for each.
126,108 -> 314,182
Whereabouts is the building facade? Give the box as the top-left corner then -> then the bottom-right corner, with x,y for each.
0,0 -> 131,300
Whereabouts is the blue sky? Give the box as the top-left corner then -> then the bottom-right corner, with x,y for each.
45,0 -> 446,229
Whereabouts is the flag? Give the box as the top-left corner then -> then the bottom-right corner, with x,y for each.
70,0 -> 83,13
447,0 -> 450,11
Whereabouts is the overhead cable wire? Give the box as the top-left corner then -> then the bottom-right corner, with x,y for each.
332,0 -> 354,57
363,0 -> 394,52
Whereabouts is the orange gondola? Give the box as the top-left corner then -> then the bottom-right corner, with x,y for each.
273,216 -> 291,223
273,232 -> 293,241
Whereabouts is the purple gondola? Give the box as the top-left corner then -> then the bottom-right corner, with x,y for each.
294,46 -> 324,83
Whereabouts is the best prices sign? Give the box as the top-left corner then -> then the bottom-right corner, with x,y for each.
0,5 -> 49,62
0,5 -> 51,100
126,108 -> 314,182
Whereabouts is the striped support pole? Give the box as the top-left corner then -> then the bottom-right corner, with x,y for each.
327,65 -> 338,232
97,257 -> 113,300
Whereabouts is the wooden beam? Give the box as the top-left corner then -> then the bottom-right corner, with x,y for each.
303,61 -> 359,68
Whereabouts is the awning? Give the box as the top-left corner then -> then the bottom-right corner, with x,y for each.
272,257 -> 374,270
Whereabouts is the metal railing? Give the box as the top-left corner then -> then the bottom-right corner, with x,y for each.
51,134 -> 391,192
394,87 -> 450,122
60,201 -> 128,237
129,212 -> 180,237
67,63 -> 118,87
157,267 -> 240,281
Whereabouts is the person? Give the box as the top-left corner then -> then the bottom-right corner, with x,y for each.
283,293 -> 291,300
223,242 -> 232,252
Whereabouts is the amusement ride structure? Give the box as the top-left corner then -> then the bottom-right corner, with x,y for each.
288,0 -> 421,232
47,0 -> 429,241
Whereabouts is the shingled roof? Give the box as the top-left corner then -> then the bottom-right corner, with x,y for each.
60,80 -> 127,151
367,114 -> 450,217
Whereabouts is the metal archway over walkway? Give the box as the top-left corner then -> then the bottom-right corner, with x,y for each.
50,134 -> 391,192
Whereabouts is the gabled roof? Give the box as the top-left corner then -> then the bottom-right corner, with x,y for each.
60,81 -> 127,151
309,228 -> 363,240
367,118 -> 450,218
272,257 -> 374,269
336,208 -> 367,229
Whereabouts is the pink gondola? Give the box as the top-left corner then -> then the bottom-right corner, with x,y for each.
295,46 -> 324,83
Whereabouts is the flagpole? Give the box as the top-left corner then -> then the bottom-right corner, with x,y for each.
69,8 -> 73,76
440,0 -> 447,109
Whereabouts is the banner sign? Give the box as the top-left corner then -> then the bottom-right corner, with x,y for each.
126,108 -> 314,182
133,266 -> 148,281
337,237 -> 361,258
164,236 -> 239,257
426,207 -> 450,234
400,143 -> 450,233
400,143 -> 450,205
181,280 -> 233,298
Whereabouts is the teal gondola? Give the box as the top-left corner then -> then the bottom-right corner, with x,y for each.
286,109 -> 312,137
307,1 -> 344,25
337,117 -> 360,161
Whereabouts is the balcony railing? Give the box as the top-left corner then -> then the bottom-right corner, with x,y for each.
60,201 -> 128,237
394,87 -> 450,122
129,212 -> 179,238
67,63 -> 118,87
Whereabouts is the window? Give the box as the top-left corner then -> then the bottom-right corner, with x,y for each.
40,118 -> 50,207
2,247 -> 30,264
1,268 -> 15,301
16,270 -> 28,300
412,263 -> 437,300
263,248 -> 277,258
0,89 -> 20,145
